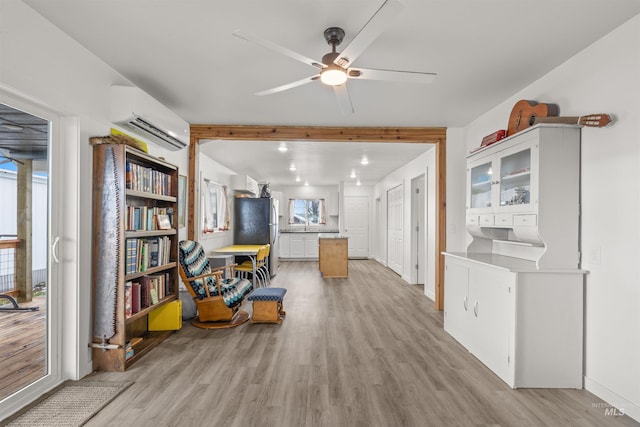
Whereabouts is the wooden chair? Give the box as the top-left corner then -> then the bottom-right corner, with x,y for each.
178,240 -> 253,329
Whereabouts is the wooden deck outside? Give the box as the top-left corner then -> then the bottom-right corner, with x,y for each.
0,296 -> 46,402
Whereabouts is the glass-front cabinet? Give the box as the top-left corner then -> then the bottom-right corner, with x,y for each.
498,146 -> 532,208
467,134 -> 537,217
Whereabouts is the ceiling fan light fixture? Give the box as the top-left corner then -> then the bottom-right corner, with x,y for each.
320,67 -> 347,86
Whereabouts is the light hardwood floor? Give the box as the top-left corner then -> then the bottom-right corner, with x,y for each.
85,260 -> 638,427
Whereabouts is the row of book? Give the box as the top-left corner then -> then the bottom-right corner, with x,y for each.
124,273 -> 171,318
125,205 -> 173,231
126,161 -> 173,196
125,236 -> 172,275
125,337 -> 143,360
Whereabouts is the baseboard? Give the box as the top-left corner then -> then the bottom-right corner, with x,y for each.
424,289 -> 435,301
584,376 -> 640,422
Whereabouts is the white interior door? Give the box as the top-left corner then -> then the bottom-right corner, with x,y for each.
344,196 -> 369,258
387,184 -> 403,275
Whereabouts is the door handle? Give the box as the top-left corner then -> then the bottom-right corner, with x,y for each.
52,236 -> 60,264
473,300 -> 479,317
463,295 -> 468,311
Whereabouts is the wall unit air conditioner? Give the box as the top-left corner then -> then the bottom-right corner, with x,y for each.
109,85 -> 189,151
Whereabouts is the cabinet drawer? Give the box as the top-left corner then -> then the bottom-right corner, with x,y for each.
514,214 -> 537,226
494,213 -> 513,226
466,215 -> 480,225
479,214 -> 494,226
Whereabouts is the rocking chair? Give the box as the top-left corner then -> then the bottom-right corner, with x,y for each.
178,240 -> 253,329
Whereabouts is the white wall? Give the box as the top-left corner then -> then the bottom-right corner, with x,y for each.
0,0 -> 191,388
455,13 -> 640,422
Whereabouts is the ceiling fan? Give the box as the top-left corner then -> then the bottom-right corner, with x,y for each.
232,0 -> 436,114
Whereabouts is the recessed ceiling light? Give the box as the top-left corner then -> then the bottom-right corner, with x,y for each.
360,155 -> 369,165
304,181 -> 309,186
278,142 -> 288,152
350,169 -> 356,179
356,179 -> 361,186
295,176 -> 301,182
289,163 -> 296,171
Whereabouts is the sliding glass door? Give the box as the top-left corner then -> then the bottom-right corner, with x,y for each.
0,98 -> 60,414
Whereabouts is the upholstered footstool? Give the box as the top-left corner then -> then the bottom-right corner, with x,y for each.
247,287 -> 287,324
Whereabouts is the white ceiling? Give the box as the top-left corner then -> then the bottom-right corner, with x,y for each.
24,0 -> 640,185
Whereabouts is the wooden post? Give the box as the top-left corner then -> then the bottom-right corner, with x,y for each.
16,159 -> 33,302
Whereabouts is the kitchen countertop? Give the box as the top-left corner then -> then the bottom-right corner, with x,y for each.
279,229 -> 339,233
318,233 -> 348,239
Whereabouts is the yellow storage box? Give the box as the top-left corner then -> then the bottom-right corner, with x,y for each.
148,300 -> 182,331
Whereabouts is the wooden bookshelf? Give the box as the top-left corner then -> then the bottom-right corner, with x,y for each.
91,143 -> 179,372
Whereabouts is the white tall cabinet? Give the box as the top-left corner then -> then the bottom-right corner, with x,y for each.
444,124 -> 586,389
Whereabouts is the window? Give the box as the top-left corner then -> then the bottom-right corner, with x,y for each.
288,198 -> 325,225
202,179 -> 229,233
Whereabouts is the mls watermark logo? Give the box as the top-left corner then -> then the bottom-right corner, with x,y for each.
592,402 -> 625,417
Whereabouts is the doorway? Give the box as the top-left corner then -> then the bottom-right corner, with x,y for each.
188,125 -> 447,310
344,196 -> 369,258
0,100 -> 60,410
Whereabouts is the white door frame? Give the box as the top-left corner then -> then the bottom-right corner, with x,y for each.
386,184 -> 404,275
0,85 -> 80,418
410,174 -> 427,285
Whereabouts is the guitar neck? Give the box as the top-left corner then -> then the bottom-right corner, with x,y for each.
532,116 -> 581,125
532,113 -> 612,128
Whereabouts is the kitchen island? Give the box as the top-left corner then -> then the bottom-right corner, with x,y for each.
318,234 -> 348,278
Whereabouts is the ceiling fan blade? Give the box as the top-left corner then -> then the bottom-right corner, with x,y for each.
334,0 -> 404,68
255,75 -> 320,96
348,67 -> 436,84
333,84 -> 354,115
232,30 -> 326,69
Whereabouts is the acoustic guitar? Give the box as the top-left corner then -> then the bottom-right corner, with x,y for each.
507,99 -> 612,136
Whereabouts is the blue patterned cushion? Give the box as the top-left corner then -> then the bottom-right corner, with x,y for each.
247,287 -> 287,302
179,240 -> 253,308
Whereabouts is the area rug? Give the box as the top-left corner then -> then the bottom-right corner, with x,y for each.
5,380 -> 133,426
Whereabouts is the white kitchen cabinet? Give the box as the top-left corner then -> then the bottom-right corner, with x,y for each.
230,174 -> 259,196
328,191 -> 339,216
304,234 -> 319,258
444,254 -> 583,388
279,233 -> 319,259
278,233 -> 290,258
289,235 -> 305,258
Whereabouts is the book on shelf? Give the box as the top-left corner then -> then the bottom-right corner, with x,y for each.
131,282 -> 141,313
126,161 -> 172,196
150,287 -> 159,305
156,214 -> 171,230
124,282 -> 132,318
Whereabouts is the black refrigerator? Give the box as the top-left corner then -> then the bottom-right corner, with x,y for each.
233,197 -> 279,277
